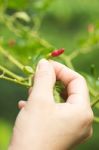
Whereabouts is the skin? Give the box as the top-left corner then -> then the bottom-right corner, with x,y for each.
9,59 -> 93,150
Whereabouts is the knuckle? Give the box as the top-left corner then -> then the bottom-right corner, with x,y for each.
84,128 -> 93,140
80,109 -> 94,127
78,114 -> 93,140
75,106 -> 93,140
78,75 -> 86,83
85,110 -> 94,124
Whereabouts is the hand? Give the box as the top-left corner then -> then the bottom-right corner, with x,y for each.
9,59 -> 93,150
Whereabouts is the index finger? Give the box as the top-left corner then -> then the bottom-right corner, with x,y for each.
50,61 -> 90,105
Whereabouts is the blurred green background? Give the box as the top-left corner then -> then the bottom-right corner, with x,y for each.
0,0 -> 99,149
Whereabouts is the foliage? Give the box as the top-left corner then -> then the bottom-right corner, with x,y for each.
0,119 -> 11,150
0,0 -> 99,149
0,0 -> 99,116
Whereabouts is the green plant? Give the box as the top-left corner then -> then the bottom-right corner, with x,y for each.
0,0 -> 99,123
0,119 -> 11,150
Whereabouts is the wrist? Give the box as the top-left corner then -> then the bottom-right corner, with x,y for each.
9,134 -> 54,150
9,135 -> 70,150
8,126 -> 72,150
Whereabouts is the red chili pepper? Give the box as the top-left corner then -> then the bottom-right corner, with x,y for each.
8,39 -> 16,47
51,48 -> 65,57
87,24 -> 94,33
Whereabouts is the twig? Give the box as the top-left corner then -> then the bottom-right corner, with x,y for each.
0,65 -> 25,81
0,46 -> 24,70
0,75 -> 30,87
30,32 -> 54,49
0,14 -> 21,36
91,98 -> 99,108
69,50 -> 80,60
69,43 -> 99,60
60,55 -> 75,70
94,116 -> 99,123
87,83 -> 98,97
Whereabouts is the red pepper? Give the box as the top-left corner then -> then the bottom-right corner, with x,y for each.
51,48 -> 65,57
87,24 -> 94,33
8,39 -> 16,47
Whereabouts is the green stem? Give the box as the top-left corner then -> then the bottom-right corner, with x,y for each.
0,65 -> 25,81
32,33 -> 54,49
69,43 -> 99,61
60,55 -> 74,70
41,0 -> 55,10
91,98 -> 99,108
94,116 -> 99,123
88,83 -> 98,97
0,75 -> 30,87
80,73 -> 98,97
0,14 -> 21,36
69,50 -> 79,60
38,37 -> 53,49
0,46 -> 24,70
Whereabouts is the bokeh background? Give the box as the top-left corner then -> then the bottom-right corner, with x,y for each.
0,0 -> 99,149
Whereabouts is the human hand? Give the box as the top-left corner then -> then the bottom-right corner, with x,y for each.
9,59 -> 93,150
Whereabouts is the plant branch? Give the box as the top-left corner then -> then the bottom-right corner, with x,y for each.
69,42 -> 99,60
0,46 -> 24,70
0,14 -> 21,36
30,32 -> 54,49
87,83 -> 98,97
0,65 -> 25,81
0,75 -> 30,87
60,55 -> 74,70
91,98 -> 99,108
94,116 -> 99,123
69,50 -> 80,60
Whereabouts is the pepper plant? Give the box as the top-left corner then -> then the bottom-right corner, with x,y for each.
0,0 -> 99,123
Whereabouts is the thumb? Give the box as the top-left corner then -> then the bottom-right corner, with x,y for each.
29,59 -> 56,102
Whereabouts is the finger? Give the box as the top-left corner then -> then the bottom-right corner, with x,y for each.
28,59 -> 56,103
18,100 -> 26,109
50,61 -> 90,105
28,76 -> 34,95
28,87 -> 32,95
